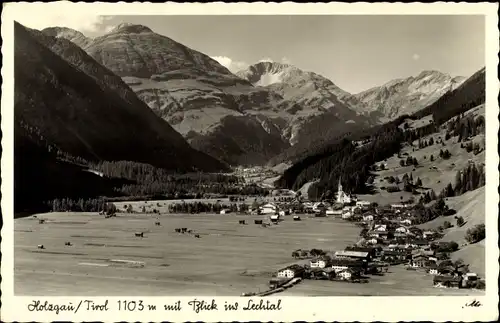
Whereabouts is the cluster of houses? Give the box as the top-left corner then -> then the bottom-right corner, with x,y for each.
274,239 -> 480,289
267,184 -> 482,290
275,249 -> 372,283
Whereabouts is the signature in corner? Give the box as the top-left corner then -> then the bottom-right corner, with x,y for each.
463,299 -> 482,308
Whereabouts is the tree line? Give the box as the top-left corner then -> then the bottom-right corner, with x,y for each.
167,202 -> 250,214
48,197 -> 117,214
439,162 -> 485,198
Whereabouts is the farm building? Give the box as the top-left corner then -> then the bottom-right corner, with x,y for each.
356,201 -> 371,209
330,259 -> 365,273
391,204 -> 407,209
326,209 -> 342,217
308,267 -> 335,280
312,202 -> 329,212
400,219 -> 412,225
423,231 -> 437,239
338,268 -> 361,280
309,258 -> 329,269
277,264 -> 305,279
334,250 -> 370,262
373,224 -> 387,232
363,214 -> 374,221
368,230 -> 388,239
381,250 -> 410,262
433,275 -> 462,288
345,246 -> 378,259
409,254 -> 436,268
428,262 -> 439,275
260,203 -> 277,215
342,212 -> 352,219
395,226 -> 410,234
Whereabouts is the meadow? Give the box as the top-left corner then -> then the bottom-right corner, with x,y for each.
15,212 -> 359,296
15,209 -> 484,296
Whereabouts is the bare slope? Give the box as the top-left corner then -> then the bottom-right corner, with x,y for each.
44,23 -> 290,165
355,70 -> 465,121
16,21 -> 226,172
237,61 -> 374,145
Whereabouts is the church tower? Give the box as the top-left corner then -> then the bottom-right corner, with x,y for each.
337,179 -> 343,203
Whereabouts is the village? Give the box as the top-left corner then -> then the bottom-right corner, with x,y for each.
228,179 -> 485,296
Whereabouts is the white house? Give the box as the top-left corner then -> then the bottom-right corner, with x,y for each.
463,273 -> 478,282
429,268 -> 439,275
342,212 -> 352,219
278,210 -> 286,216
423,231 -> 436,239
391,204 -> 406,209
356,201 -> 371,208
367,238 -> 378,245
312,202 -> 328,213
400,219 -> 412,225
363,214 -> 374,221
342,206 -> 353,213
277,265 -> 304,279
331,263 -> 349,272
374,224 -> 387,232
310,258 -> 328,269
338,269 -> 354,280
260,203 -> 277,215
395,226 -> 409,234
326,209 -> 342,217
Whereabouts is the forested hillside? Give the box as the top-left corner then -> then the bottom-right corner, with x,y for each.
274,67 -> 486,200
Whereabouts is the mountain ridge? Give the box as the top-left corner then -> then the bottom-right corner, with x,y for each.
354,70 -> 466,120
40,23 -> 470,166
15,21 -> 228,172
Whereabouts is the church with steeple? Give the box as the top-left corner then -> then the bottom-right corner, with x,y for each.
336,179 -> 353,204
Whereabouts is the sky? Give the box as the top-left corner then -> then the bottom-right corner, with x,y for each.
15,14 -> 485,93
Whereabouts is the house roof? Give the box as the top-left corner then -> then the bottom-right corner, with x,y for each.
383,250 -> 409,256
330,259 -> 364,267
412,239 -> 429,245
433,275 -> 461,282
345,246 -> 375,253
278,264 -> 304,272
335,250 -> 369,258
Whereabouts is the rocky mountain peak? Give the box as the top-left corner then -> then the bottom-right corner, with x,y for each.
41,26 -> 93,48
354,69 -> 466,120
109,22 -> 153,35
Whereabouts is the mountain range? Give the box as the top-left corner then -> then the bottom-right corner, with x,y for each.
15,21 -> 478,171
14,21 -> 230,211
39,22 -> 467,165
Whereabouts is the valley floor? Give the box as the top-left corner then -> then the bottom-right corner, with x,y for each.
14,211 -> 484,296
